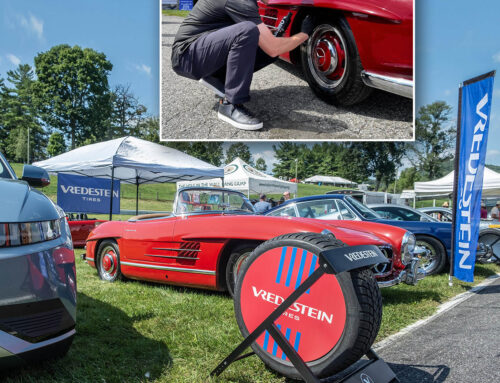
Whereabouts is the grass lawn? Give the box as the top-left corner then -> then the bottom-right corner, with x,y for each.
162,9 -> 190,17
1,258 -> 498,383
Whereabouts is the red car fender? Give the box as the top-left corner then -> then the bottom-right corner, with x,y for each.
258,0 -> 413,79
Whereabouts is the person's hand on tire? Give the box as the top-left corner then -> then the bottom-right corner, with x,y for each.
301,15 -> 315,37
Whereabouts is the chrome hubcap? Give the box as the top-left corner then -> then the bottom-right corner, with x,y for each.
307,24 -> 348,89
100,247 -> 118,280
416,241 -> 437,273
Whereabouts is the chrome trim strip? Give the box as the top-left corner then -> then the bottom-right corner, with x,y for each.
121,261 -> 215,275
361,71 -> 413,99
152,247 -> 201,252
145,254 -> 200,260
86,257 -> 94,262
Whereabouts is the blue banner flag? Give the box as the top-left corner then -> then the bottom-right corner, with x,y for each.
452,71 -> 495,282
57,173 -> 120,214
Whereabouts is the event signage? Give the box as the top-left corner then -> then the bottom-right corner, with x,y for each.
57,173 -> 120,214
178,0 -> 193,11
451,71 -> 495,282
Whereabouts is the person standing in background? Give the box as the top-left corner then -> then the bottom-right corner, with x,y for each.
491,201 -> 500,220
254,194 -> 272,213
480,201 -> 488,219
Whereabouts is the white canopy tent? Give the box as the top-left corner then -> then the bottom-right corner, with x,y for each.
414,167 -> 500,197
177,157 -> 298,197
34,136 -> 223,218
304,175 -> 357,187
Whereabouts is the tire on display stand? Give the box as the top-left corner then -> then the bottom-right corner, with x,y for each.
300,17 -> 372,106
233,232 -> 382,380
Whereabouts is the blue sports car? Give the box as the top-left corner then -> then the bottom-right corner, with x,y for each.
0,152 -> 76,369
266,194 -> 452,275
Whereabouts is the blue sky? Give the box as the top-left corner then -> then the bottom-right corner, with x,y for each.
416,0 -> 500,166
0,0 -> 159,115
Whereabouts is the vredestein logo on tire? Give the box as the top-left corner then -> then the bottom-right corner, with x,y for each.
239,246 -> 347,362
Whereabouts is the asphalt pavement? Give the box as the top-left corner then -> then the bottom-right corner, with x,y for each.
377,277 -> 500,383
161,16 -> 414,140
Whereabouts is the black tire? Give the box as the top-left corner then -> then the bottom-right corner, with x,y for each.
96,240 -> 123,282
225,245 -> 257,297
300,16 -> 372,106
234,232 -> 382,379
478,228 -> 500,263
416,235 -> 447,275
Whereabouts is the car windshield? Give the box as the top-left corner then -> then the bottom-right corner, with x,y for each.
174,189 -> 255,215
345,196 -> 381,220
0,153 -> 16,180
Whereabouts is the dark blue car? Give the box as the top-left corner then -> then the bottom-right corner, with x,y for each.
0,152 -> 76,369
266,194 -> 452,275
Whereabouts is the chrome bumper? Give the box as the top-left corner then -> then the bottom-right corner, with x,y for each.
377,257 -> 426,288
361,71 -> 413,99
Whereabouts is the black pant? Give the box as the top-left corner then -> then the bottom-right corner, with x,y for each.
173,21 -> 276,104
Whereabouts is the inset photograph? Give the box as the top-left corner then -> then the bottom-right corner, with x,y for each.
161,0 -> 414,140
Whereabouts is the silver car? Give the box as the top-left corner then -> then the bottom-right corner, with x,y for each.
0,152 -> 76,368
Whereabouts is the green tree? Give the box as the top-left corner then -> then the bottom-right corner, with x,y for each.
136,116 -> 160,143
226,142 -> 253,164
2,64 -> 47,162
166,142 -> 224,167
255,157 -> 267,171
33,45 -> 113,149
408,101 -> 455,179
353,143 -> 404,191
272,142 -> 302,179
110,84 -> 147,139
47,132 -> 67,157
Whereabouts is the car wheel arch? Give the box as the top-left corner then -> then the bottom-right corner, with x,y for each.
216,239 -> 263,291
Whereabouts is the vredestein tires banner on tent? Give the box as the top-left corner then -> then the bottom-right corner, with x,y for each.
452,71 -> 496,282
57,173 -> 120,214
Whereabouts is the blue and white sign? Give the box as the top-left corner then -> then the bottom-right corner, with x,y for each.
57,173 -> 120,214
453,72 -> 495,282
178,0 -> 193,11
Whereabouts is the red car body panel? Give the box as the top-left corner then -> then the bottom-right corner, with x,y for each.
258,0 -> 413,80
68,219 -> 106,247
85,213 -> 407,291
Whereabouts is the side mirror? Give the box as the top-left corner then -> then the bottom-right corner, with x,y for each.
21,165 -> 50,188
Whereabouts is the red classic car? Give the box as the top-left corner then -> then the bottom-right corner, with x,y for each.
258,0 -> 413,105
84,188 -> 424,294
67,213 -> 106,247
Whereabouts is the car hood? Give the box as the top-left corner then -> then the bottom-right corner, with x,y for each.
0,179 -> 59,222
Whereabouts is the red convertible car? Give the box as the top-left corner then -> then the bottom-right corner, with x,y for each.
67,213 -> 106,247
84,188 -> 424,295
258,0 -> 413,105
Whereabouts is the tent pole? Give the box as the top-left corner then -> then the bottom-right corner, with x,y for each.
109,166 -> 115,221
136,176 -> 139,215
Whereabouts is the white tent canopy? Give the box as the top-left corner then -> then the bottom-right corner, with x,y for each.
34,136 -> 223,217
414,167 -> 500,197
34,136 -> 223,184
304,175 -> 357,186
177,157 -> 298,196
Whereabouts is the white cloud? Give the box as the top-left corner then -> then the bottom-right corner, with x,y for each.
19,13 -> 44,40
493,52 -> 500,63
135,64 -> 151,76
487,149 -> 500,157
6,54 -> 21,66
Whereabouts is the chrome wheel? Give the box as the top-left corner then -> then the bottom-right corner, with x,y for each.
99,245 -> 119,281
416,241 -> 439,274
306,24 -> 348,89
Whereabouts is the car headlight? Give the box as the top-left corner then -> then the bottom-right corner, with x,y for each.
0,219 -> 62,248
401,232 -> 416,265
